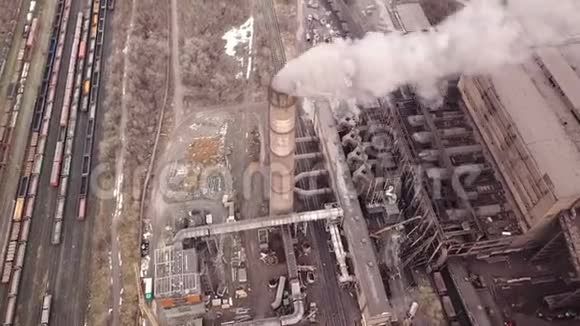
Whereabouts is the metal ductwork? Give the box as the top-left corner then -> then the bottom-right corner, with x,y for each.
294,169 -> 328,183
328,223 -> 353,283
426,164 -> 485,180
235,276 -> 305,326
341,128 -> 362,147
295,152 -> 322,160
445,144 -> 482,155
412,128 -> 469,144
419,145 -> 482,162
294,187 -> 333,197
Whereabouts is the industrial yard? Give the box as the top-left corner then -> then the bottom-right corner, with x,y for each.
0,0 -> 579,326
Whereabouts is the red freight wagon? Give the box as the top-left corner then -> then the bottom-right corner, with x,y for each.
26,18 -> 38,48
78,41 -> 86,59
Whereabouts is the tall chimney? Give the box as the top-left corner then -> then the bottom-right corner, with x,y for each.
269,87 -> 297,214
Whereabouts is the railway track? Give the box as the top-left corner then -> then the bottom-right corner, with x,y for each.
0,0 -> 73,323
261,0 -> 286,72
76,0 -> 108,221
0,1 -> 37,170
0,0 -> 110,324
259,1 -> 352,325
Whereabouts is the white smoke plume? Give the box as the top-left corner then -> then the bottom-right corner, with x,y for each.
271,0 -> 580,102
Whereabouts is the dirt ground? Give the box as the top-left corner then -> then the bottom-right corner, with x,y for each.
0,0 -> 22,70
178,0 -> 272,108
88,0 -> 170,323
274,0 -> 298,60
90,0 -> 278,323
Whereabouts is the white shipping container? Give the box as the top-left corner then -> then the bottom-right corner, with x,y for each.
77,197 -> 86,220
59,177 -> 68,197
52,221 -> 62,245
55,198 -> 65,221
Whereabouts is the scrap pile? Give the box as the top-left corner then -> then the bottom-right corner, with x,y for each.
189,137 -> 223,165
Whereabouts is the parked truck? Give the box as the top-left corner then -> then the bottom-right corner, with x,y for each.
143,277 -> 153,302
40,294 -> 52,325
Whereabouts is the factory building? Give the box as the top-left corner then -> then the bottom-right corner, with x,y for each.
394,2 -> 430,33
154,246 -> 204,325
459,45 -> 580,237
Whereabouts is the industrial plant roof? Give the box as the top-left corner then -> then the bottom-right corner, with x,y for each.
536,47 -> 580,118
396,3 -> 431,32
154,246 -> 201,298
489,64 -> 580,200
315,101 -> 392,319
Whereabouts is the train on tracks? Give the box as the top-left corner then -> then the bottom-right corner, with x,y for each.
1,0 -> 109,323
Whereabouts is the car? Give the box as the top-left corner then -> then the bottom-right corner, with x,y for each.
305,32 -> 312,42
306,271 -> 316,284
140,239 -> 150,257
22,24 -> 30,37
307,0 -> 319,9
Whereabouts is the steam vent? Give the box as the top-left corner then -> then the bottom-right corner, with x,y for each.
269,87 -> 297,214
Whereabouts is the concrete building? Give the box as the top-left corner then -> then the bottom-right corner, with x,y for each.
395,2 -> 431,32
459,45 -> 580,235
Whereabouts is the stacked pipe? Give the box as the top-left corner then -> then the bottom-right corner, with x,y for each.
1,0 -> 72,324
268,88 -> 297,215
77,0 -> 107,220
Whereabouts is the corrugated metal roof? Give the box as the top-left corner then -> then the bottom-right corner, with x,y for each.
396,3 -> 431,32
536,47 -> 580,118
154,246 -> 201,298
489,65 -> 580,199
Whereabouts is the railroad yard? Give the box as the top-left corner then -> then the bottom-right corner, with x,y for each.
0,0 -> 110,325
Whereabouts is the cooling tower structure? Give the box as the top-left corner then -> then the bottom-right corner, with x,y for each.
269,87 -> 297,214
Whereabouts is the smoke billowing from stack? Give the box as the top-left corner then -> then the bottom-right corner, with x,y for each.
271,0 -> 580,102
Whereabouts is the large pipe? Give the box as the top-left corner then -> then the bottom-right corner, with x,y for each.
294,187 -> 333,197
328,223 -> 353,283
173,208 -> 343,241
294,169 -> 328,183
271,276 -> 287,310
419,145 -> 482,162
412,128 -> 469,143
235,279 -> 305,326
295,152 -> 322,160
269,87 -> 297,214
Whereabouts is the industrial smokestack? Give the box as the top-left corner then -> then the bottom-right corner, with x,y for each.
269,87 -> 297,214
271,0 -> 580,103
